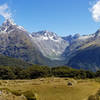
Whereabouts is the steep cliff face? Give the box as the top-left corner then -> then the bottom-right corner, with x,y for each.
0,19 -> 51,65
31,30 -> 68,60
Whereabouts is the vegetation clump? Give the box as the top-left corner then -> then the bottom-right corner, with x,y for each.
23,90 -> 37,100
88,95 -> 99,100
88,89 -> 100,100
67,81 -> 73,86
0,65 -> 98,79
0,88 -> 37,100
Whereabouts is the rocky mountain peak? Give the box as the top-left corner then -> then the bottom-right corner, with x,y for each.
73,33 -> 80,39
32,30 -> 57,37
0,19 -> 26,33
32,30 -> 61,42
3,19 -> 16,26
0,19 -> 16,33
95,29 -> 100,37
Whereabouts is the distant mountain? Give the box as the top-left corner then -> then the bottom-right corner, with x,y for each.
0,19 -> 52,66
62,33 -> 80,43
62,33 -> 95,58
67,46 -> 100,71
31,30 -> 68,60
1,19 -> 100,71
64,29 -> 100,71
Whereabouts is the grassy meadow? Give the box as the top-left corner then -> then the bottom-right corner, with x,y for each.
0,78 -> 100,100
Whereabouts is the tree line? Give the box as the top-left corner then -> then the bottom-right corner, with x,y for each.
0,65 -> 100,79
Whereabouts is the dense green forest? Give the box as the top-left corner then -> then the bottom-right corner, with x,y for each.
0,65 -> 99,79
0,54 -> 99,79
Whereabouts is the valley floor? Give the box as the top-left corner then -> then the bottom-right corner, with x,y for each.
0,78 -> 100,100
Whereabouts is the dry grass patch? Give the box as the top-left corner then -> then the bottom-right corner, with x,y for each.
0,78 -> 99,100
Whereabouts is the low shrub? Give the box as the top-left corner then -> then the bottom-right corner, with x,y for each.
0,88 -> 37,100
23,90 -> 37,100
88,89 -> 100,100
88,95 -> 99,100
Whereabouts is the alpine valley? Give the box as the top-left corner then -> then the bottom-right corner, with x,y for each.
1,19 -> 100,71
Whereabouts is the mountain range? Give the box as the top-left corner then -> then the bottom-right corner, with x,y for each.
0,19 -> 100,71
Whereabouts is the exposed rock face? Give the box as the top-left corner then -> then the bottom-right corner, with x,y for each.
31,30 -> 68,60
0,19 -> 51,65
1,19 -> 100,71
63,29 -> 100,71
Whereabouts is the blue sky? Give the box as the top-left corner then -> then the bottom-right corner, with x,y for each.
0,0 -> 100,36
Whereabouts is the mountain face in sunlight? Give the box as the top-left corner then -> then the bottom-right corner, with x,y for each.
1,19 -> 100,71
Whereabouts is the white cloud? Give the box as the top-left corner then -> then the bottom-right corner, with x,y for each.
90,0 -> 100,22
0,3 -> 12,19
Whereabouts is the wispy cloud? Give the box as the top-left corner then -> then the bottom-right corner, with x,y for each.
0,3 -> 12,19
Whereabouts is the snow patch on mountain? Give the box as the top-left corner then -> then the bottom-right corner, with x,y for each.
3,19 -> 16,26
31,30 -> 69,60
0,19 -> 27,34
17,26 -> 26,31
78,35 -> 94,40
